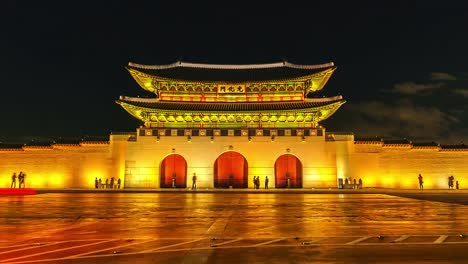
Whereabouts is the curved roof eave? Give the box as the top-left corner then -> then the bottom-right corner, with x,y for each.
128,61 -> 335,70
127,66 -> 337,86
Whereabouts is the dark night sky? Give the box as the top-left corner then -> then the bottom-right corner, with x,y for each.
1,1 -> 467,144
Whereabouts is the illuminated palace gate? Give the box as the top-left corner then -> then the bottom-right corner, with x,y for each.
118,60 -> 346,189
214,151 -> 248,188
275,154 -> 303,188
160,154 -> 187,188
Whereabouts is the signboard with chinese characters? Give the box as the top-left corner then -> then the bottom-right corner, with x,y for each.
217,84 -> 246,94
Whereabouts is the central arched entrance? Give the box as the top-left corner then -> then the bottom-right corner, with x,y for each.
214,151 -> 248,188
275,154 -> 303,188
160,154 -> 187,188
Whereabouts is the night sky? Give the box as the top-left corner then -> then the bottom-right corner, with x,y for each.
2,1 -> 467,144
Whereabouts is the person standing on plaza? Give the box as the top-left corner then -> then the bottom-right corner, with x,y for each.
448,175 -> 454,190
418,174 -> 424,189
105,178 -> 109,189
353,178 -> 357,189
17,172 -> 23,188
358,178 -> 363,189
192,173 -> 197,190
98,178 -> 102,189
19,172 -> 26,188
456,180 -> 460,190
265,176 -> 269,189
253,176 -> 257,189
94,177 -> 98,189
110,177 -> 115,189
117,178 -> 121,189
11,172 -> 17,188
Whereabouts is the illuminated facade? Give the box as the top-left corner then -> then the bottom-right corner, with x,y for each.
1,61 -> 467,189
116,61 -> 347,188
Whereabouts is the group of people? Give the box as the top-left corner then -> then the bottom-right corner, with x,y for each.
344,178 -> 363,189
448,175 -> 458,190
418,173 -> 460,190
253,176 -> 269,189
10,171 -> 27,188
94,177 -> 121,189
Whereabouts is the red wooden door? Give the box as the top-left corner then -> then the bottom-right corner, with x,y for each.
214,151 -> 248,188
160,154 -> 187,188
275,154 -> 302,188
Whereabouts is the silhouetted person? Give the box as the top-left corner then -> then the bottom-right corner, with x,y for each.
358,178 -> 363,189
98,178 -> 102,189
192,173 -> 197,190
117,178 -> 121,189
17,172 -> 23,188
265,176 -> 269,189
353,178 -> 357,189
11,172 -> 17,188
110,177 -> 115,189
253,176 -> 257,189
448,176 -> 454,190
456,180 -> 459,190
418,174 -> 424,189
19,172 -> 26,188
94,177 -> 98,189
105,178 -> 109,189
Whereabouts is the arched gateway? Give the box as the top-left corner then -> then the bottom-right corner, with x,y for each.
214,151 -> 248,188
275,154 -> 303,188
160,154 -> 187,188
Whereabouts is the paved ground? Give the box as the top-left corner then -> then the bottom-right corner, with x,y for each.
1,191 -> 468,263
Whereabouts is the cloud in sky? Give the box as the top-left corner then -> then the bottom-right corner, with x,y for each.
329,72 -> 468,144
390,82 -> 444,94
340,99 -> 459,141
430,72 -> 457,81
453,88 -> 468,97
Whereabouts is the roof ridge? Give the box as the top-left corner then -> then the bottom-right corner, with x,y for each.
128,61 -> 334,70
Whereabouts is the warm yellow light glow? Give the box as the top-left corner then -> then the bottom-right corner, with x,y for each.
363,176 -> 377,187
400,177 -> 414,189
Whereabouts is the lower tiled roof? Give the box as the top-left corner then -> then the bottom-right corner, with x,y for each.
117,99 -> 344,112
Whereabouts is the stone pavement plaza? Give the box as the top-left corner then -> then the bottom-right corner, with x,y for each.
1,191 -> 468,263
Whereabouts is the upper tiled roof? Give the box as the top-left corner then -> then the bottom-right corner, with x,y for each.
117,98 -> 344,112
128,61 -> 335,82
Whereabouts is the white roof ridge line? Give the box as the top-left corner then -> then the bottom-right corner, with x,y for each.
128,61 -> 334,70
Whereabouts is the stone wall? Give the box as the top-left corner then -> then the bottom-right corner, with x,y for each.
0,143 -> 117,188
2,133 -> 466,190
350,142 -> 468,189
